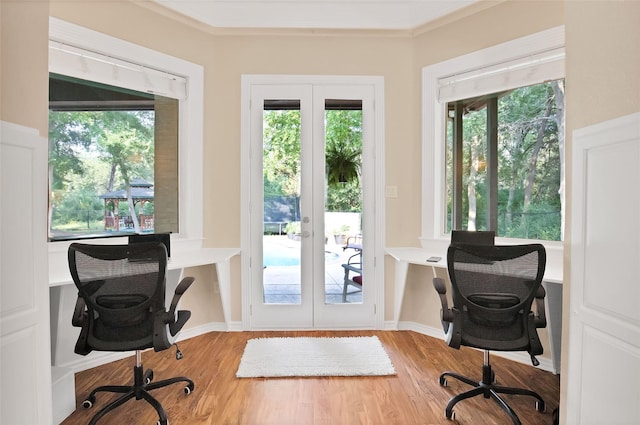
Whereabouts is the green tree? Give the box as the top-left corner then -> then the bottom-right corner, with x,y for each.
48,111 -> 95,234
262,109 -> 363,212
497,83 -> 562,239
98,116 -> 153,233
55,187 -> 103,230
263,110 -> 301,197
48,110 -> 154,236
451,80 -> 563,240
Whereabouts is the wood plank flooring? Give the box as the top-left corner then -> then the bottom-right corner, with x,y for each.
60,330 -> 560,425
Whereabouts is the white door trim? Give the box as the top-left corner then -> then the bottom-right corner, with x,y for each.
240,75 -> 385,330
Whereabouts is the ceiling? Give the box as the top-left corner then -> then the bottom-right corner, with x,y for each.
152,0 -> 480,31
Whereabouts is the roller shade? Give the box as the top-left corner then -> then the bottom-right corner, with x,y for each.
438,47 -> 565,103
49,41 -> 188,100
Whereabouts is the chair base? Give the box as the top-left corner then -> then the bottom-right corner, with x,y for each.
82,361 -> 194,425
439,363 -> 544,425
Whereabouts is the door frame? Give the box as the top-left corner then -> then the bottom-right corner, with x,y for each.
240,74 -> 385,330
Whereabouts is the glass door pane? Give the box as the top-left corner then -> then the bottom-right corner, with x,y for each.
323,101 -> 363,304
262,104 -> 302,304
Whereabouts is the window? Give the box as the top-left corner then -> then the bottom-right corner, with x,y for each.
48,75 -> 179,241
48,18 -> 204,246
422,26 -> 565,243
445,80 -> 564,240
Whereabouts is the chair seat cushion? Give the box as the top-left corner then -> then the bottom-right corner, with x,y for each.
353,275 -> 363,285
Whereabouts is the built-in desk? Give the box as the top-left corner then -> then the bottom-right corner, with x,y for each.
48,244 -> 239,424
386,246 -> 562,374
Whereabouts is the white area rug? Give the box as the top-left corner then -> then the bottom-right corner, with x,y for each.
236,336 -> 396,378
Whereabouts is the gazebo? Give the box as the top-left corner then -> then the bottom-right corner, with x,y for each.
99,178 -> 154,232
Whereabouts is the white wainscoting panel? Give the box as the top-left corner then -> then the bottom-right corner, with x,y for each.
1,121 -> 53,424
567,112 -> 640,424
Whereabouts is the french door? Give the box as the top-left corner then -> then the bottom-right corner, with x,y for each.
242,76 -> 382,329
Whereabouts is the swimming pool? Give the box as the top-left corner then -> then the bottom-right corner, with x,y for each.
263,239 -> 340,267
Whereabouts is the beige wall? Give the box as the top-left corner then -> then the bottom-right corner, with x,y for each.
204,33 -> 414,248
560,0 -> 640,419
413,0 -> 564,68
5,2 -> 639,407
565,1 -> 640,130
48,0 -> 560,339
50,0 -> 417,323
394,0 -> 564,334
49,0 -> 414,249
180,264 -> 225,326
0,1 -> 49,134
205,32 -> 414,319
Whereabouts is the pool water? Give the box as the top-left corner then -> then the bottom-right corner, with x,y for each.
263,240 -> 340,267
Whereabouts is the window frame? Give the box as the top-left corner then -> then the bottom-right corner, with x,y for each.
47,18 -> 204,253
421,26 -> 565,248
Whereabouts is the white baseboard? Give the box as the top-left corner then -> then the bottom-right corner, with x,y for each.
177,321 -> 230,340
397,320 -> 445,340
64,351 -> 134,373
65,320 -> 554,374
395,320 -> 555,374
65,321 -> 231,372
226,321 -> 244,332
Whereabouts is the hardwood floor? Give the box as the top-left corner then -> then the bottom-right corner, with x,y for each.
61,331 -> 559,425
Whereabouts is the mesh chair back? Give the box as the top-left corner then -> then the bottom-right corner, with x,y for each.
447,244 -> 545,352
68,242 -> 168,351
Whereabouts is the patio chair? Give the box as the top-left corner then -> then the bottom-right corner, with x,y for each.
341,236 -> 362,302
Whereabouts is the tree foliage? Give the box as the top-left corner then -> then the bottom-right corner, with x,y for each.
448,80 -> 564,241
263,110 -> 301,197
48,110 -> 154,236
262,109 -> 363,212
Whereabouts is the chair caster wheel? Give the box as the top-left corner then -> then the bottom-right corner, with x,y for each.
145,369 -> 154,384
82,395 -> 95,409
184,382 -> 195,394
536,400 -> 545,412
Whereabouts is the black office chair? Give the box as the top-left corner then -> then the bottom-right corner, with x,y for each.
68,242 -> 195,425
432,243 -> 547,424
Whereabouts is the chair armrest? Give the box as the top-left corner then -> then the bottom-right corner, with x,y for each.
533,285 -> 547,328
525,285 -> 547,365
71,295 -> 92,355
445,308 -> 462,349
72,295 -> 87,327
167,276 -> 195,318
153,277 -> 194,352
342,263 -> 362,274
432,277 -> 453,323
